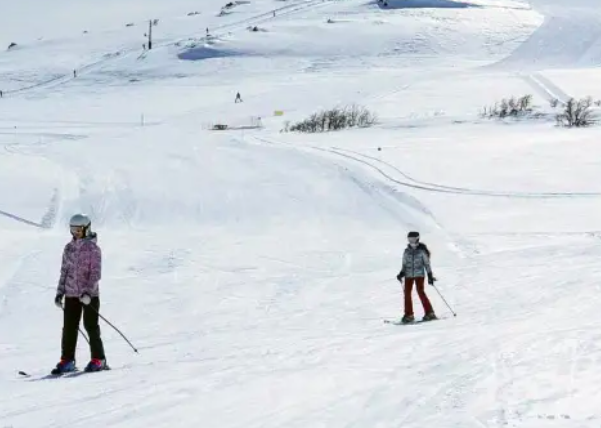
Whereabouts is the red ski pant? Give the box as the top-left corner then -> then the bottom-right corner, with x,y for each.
404,276 -> 434,316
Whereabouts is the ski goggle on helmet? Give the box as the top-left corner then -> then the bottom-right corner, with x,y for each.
407,231 -> 420,244
69,213 -> 91,236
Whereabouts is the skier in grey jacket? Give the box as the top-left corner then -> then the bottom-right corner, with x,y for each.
396,231 -> 437,323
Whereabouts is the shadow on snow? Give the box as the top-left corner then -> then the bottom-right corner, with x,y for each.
372,0 -> 481,9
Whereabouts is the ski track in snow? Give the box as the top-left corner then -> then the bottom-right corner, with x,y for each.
252,135 -> 601,199
522,72 -> 571,105
243,135 -> 441,224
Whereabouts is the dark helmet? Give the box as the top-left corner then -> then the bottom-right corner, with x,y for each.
407,231 -> 420,239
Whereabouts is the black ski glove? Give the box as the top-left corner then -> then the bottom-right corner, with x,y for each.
396,271 -> 405,282
427,274 -> 436,285
54,293 -> 64,309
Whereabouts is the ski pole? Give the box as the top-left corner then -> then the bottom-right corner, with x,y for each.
78,326 -> 90,344
60,305 -> 90,344
432,283 -> 457,317
90,306 -> 139,353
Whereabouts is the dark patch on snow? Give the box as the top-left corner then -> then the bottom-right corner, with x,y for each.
177,45 -> 240,61
372,0 -> 481,9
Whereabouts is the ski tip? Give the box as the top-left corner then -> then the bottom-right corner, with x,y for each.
18,370 -> 30,377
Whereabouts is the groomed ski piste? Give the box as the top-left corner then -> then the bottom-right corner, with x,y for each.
2,0 -> 601,426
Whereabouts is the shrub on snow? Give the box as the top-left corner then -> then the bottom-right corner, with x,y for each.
556,97 -> 596,128
285,105 -> 377,133
481,95 -> 533,119
482,94 -> 598,128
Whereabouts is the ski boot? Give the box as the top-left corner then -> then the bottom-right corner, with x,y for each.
422,312 -> 438,322
85,358 -> 109,372
401,314 -> 415,324
51,359 -> 77,375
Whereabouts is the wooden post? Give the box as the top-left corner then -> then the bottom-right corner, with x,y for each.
148,20 -> 153,50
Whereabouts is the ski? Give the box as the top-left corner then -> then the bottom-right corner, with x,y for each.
18,370 -> 80,380
18,365 -> 111,381
17,370 -> 68,378
384,318 -> 442,325
64,367 -> 111,378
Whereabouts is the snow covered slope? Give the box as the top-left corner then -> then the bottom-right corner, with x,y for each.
495,0 -> 601,69
2,0 -> 601,426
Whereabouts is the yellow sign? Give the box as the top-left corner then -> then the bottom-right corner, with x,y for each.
274,110 -> 284,116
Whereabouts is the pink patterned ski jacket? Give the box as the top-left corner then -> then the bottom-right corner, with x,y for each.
57,233 -> 102,297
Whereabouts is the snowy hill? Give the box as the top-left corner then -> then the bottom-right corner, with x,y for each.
3,0 -> 601,426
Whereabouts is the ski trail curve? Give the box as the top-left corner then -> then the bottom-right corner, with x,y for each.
252,136 -> 601,199
238,135 -> 444,230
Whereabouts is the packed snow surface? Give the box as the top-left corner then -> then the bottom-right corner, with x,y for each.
2,0 -> 601,427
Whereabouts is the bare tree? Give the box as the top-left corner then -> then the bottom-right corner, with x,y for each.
556,97 -> 595,127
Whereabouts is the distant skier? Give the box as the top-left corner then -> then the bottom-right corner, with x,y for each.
235,92 -> 243,103
396,231 -> 437,323
73,69 -> 77,78
52,214 -> 108,375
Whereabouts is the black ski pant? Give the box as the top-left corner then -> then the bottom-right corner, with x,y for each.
61,297 -> 106,362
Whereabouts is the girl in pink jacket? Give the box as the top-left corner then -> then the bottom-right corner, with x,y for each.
52,214 -> 108,375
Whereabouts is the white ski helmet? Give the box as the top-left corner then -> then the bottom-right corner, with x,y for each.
69,213 -> 92,236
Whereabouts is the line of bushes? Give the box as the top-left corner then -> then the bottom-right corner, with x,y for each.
283,104 -> 377,133
481,94 -> 599,127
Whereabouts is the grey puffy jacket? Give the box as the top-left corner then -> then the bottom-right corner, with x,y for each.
400,244 -> 432,278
